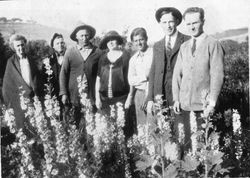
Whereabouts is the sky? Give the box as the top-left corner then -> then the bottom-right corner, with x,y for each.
0,0 -> 249,43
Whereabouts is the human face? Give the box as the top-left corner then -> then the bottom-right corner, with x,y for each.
76,29 -> 91,46
107,39 -> 119,50
185,12 -> 204,37
160,13 -> 178,36
53,37 -> 65,54
13,40 -> 26,57
132,34 -> 148,52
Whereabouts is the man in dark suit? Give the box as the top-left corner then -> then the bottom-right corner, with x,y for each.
147,7 -> 189,113
2,34 -> 43,135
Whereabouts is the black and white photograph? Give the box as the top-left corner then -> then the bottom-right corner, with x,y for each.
0,0 -> 249,177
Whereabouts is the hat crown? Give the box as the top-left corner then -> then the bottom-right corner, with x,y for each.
103,31 -> 120,38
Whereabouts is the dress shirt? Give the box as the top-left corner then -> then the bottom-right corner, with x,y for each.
77,45 -> 93,61
128,47 -> 153,93
165,30 -> 178,49
19,57 -> 31,86
56,54 -> 64,66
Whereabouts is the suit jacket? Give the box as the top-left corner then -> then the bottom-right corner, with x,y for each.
2,54 -> 43,129
42,52 -> 62,98
147,32 -> 190,105
60,45 -> 103,105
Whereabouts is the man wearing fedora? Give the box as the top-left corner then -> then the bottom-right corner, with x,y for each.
60,24 -> 102,125
147,7 -> 189,114
172,7 -> 224,153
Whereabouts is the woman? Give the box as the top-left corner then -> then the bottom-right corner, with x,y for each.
126,27 -> 153,126
95,30 -> 130,116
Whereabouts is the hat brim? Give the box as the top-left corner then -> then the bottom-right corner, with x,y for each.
99,35 -> 124,50
155,7 -> 182,25
70,25 -> 96,41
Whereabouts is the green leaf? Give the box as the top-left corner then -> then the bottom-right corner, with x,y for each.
135,154 -> 154,171
181,155 -> 200,172
210,151 -> 224,166
164,163 -> 178,178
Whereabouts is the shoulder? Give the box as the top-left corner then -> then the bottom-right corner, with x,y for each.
122,50 -> 131,59
205,35 -> 222,46
65,45 -> 77,56
153,38 -> 165,48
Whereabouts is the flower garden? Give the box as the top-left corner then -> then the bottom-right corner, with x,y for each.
0,36 -> 249,177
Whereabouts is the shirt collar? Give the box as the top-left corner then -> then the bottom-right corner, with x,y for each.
77,44 -> 93,50
192,32 -> 206,41
165,30 -> 178,42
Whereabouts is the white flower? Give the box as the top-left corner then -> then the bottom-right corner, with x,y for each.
178,123 -> 185,144
232,109 -> 241,134
190,111 -> 197,134
164,141 -> 178,161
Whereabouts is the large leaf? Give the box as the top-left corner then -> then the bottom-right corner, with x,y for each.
210,151 -> 224,166
182,155 -> 200,172
164,163 -> 178,178
135,155 -> 154,171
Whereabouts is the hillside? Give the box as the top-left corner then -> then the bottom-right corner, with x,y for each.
0,22 -> 248,44
213,27 -> 248,42
0,23 -> 72,45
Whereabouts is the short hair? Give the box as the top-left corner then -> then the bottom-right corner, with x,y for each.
130,27 -> 148,41
50,33 -> 63,47
183,7 -> 205,21
9,34 -> 27,50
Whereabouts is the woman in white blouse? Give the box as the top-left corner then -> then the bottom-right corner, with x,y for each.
126,28 -> 153,126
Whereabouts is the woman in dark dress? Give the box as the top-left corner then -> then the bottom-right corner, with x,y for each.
95,31 -> 130,115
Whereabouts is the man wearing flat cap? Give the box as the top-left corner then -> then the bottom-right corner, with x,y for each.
60,24 -> 102,125
147,7 -> 190,113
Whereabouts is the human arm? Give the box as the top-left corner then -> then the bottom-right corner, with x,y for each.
59,50 -> 70,105
172,48 -> 183,114
95,76 -> 102,110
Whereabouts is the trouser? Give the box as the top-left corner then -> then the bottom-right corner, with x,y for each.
174,110 -> 203,159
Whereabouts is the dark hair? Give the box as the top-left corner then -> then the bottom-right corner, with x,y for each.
50,33 -> 63,47
130,27 -> 148,41
183,7 -> 205,21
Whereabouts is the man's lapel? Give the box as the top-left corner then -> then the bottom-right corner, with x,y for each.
171,32 -> 184,58
156,38 -> 166,67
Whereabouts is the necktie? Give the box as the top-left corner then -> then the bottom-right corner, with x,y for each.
166,36 -> 172,52
191,38 -> 196,55
108,64 -> 114,98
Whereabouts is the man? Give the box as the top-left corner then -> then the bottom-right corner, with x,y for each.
172,7 -> 224,152
43,33 -> 66,98
60,24 -> 102,124
147,7 -> 189,114
2,34 -> 43,135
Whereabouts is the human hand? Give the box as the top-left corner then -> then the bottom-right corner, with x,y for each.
95,98 -> 102,110
147,101 -> 154,115
173,101 -> 181,114
203,105 -> 215,118
125,96 -> 132,109
61,95 -> 69,105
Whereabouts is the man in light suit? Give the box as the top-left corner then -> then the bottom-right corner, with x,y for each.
147,7 -> 189,113
2,34 -> 43,136
172,7 -> 224,154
